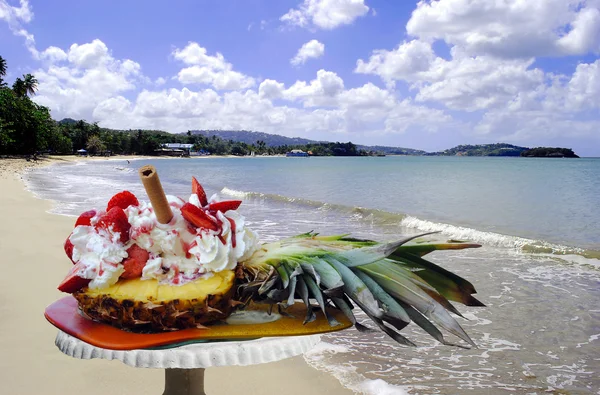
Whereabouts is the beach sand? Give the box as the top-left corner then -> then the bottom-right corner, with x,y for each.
0,157 -> 353,395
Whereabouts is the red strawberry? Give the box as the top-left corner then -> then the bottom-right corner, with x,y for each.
192,177 -> 208,207
64,237 -> 75,263
181,203 -> 219,231
120,244 -> 149,279
228,217 -> 237,248
57,262 -> 90,293
107,191 -> 139,211
74,209 -> 97,227
95,206 -> 131,243
208,200 -> 242,213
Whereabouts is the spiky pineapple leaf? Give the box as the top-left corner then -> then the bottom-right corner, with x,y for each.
397,243 -> 481,257
391,251 -> 485,307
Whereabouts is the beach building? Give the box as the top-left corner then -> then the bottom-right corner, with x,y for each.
157,143 -> 194,156
286,149 -> 309,157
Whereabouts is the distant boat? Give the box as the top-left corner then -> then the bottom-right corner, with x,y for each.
286,149 -> 309,157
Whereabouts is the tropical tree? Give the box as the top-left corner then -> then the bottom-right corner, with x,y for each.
23,74 -> 38,97
12,78 -> 26,97
86,135 -> 106,155
0,56 -> 6,87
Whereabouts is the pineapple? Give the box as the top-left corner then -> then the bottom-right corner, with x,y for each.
73,271 -> 235,331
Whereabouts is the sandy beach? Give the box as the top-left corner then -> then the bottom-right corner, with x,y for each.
0,156 -> 353,395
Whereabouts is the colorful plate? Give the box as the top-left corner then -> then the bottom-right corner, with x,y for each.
44,296 -> 352,351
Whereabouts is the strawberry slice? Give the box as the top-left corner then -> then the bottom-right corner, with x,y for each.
192,177 -> 208,207
74,210 -> 97,227
120,244 -> 149,279
228,218 -> 237,248
95,206 -> 131,243
208,200 -> 242,213
64,237 -> 75,263
107,191 -> 139,211
57,262 -> 90,293
180,203 -> 219,231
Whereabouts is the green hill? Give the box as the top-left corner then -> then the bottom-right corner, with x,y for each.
425,143 -> 529,156
520,147 -> 579,158
190,130 -> 424,155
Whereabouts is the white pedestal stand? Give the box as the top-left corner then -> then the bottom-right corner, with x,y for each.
54,330 -> 321,395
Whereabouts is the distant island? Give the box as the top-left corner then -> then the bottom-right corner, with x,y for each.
520,147 -> 579,158
422,143 -> 579,158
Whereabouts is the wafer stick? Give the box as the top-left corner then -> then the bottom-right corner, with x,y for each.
138,165 -> 173,224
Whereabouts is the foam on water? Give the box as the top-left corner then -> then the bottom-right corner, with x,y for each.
221,187 -> 600,269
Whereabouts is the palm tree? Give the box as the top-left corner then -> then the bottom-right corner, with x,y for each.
23,74 -> 38,96
12,77 -> 26,97
0,56 -> 7,87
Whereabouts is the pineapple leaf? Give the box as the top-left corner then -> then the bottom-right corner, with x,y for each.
391,251 -> 485,306
361,262 -> 476,347
325,257 -> 383,319
354,269 -> 411,324
337,232 -> 440,268
396,243 -> 481,257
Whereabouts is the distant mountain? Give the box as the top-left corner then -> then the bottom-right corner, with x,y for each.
190,130 -> 321,147
190,130 -> 424,155
425,143 -> 530,157
58,118 -> 78,125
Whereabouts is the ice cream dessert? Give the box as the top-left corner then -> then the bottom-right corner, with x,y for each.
57,165 -> 484,348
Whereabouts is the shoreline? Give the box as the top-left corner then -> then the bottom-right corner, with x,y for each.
0,157 -> 354,395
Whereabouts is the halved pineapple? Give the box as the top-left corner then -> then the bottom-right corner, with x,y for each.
74,270 -> 235,332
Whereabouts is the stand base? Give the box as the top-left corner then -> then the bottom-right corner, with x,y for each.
163,368 -> 206,395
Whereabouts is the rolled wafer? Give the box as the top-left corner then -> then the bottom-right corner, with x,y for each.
138,165 -> 173,224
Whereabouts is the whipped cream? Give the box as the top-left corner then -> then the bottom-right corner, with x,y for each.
69,193 -> 259,289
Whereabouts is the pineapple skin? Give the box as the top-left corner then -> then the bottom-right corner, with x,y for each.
73,271 -> 236,332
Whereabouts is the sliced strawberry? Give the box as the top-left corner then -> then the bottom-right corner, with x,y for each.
120,244 -> 149,279
64,237 -> 75,263
57,262 -> 90,293
74,210 -> 97,227
208,200 -> 242,213
181,203 -> 219,231
228,218 -> 237,248
192,176 -> 208,207
95,206 -> 131,243
107,191 -> 139,211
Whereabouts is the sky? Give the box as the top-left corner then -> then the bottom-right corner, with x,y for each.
1,0 -> 599,156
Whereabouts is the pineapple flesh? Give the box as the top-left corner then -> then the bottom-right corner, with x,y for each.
74,270 -> 235,332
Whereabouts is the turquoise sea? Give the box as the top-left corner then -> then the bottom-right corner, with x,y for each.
26,156 -> 600,394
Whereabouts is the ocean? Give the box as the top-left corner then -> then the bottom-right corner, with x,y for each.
26,156 -> 600,394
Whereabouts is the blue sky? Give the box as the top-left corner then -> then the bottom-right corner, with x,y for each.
1,0 -> 599,155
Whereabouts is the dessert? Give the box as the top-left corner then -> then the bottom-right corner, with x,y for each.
57,165 -> 484,347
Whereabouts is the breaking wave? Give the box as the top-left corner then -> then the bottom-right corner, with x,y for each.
222,187 -> 600,269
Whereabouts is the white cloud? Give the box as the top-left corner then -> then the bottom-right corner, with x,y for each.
172,42 -> 255,90
0,0 -> 32,23
32,39 -> 144,120
0,0 -> 37,57
281,0 -> 369,30
291,39 -> 325,66
355,40 -> 436,85
258,79 -> 285,100
39,46 -> 67,63
406,0 -> 600,58
284,69 -> 345,106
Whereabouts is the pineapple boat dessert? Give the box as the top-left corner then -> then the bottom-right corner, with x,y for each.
57,165 -> 485,348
